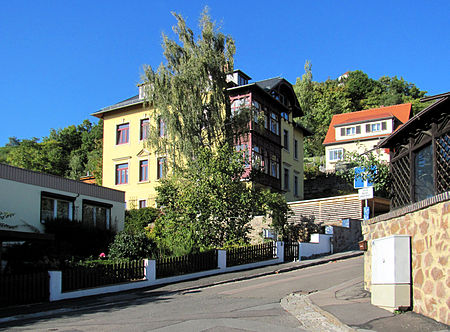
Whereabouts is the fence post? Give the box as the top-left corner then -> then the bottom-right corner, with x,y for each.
48,271 -> 62,302
298,242 -> 302,262
276,241 -> 284,262
217,250 -> 226,269
144,259 -> 156,283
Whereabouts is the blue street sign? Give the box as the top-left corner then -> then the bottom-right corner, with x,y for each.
364,206 -> 370,220
354,167 -> 365,188
354,166 -> 376,188
342,219 -> 350,228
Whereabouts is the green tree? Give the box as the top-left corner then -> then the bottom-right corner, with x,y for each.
6,138 -> 64,174
336,151 -> 390,198
0,137 -> 20,163
142,9 -> 239,169
4,120 -> 103,182
344,70 -> 376,111
294,63 -> 350,156
153,144 -> 289,256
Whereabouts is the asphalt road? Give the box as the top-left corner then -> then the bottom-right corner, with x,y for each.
2,257 -> 363,331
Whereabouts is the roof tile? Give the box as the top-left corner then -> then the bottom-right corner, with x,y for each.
323,103 -> 412,145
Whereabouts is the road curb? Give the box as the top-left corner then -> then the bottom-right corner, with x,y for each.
186,251 -> 364,290
281,292 -> 356,332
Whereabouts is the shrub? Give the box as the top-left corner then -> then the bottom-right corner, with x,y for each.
284,216 -> 323,242
124,207 -> 160,235
108,232 -> 155,260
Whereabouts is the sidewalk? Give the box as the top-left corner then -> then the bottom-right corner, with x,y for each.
300,276 -> 449,332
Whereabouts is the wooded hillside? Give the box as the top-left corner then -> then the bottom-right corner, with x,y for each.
0,119 -> 103,183
294,62 -> 429,157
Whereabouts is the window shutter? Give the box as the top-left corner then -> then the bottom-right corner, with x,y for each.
366,124 -> 371,132
382,121 -> 387,130
356,126 -> 361,134
341,128 -> 345,136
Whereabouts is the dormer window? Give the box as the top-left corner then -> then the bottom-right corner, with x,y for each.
238,75 -> 248,86
226,70 -> 251,86
340,125 -> 361,137
346,127 -> 356,136
366,121 -> 387,133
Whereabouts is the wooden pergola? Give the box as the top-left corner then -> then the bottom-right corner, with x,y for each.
379,92 -> 450,209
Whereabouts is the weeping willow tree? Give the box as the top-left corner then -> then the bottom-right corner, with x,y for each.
142,9 -> 246,168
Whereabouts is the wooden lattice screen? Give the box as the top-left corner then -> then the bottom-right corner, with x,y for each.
436,131 -> 450,194
391,154 -> 411,209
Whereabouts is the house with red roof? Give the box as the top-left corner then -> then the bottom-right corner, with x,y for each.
323,103 -> 412,171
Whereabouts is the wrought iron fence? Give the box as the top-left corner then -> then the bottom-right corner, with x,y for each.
226,242 -> 276,267
284,242 -> 299,262
0,272 -> 49,306
62,260 -> 145,292
156,250 -> 218,279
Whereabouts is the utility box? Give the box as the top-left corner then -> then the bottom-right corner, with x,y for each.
371,235 -> 411,312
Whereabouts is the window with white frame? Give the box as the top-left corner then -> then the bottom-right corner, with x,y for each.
139,160 -> 148,182
340,125 -> 361,137
140,119 -> 149,140
115,163 -> 128,185
329,148 -> 344,162
82,200 -> 111,230
41,193 -> 74,223
116,123 -> 129,144
366,121 -> 387,133
157,157 -> 166,179
139,200 -> 147,209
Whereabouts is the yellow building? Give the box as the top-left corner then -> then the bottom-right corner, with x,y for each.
93,70 -> 311,208
280,115 -> 306,202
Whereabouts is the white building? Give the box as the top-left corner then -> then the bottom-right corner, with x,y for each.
0,163 -> 125,240
323,103 -> 412,172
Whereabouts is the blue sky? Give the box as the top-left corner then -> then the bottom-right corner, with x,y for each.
0,1 -> 449,146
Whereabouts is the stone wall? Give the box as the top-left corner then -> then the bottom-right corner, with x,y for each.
248,215 -> 272,244
328,219 -> 363,253
362,192 -> 449,325
304,173 -> 354,200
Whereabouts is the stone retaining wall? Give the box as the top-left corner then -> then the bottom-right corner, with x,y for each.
362,192 -> 449,325
329,219 -> 362,253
